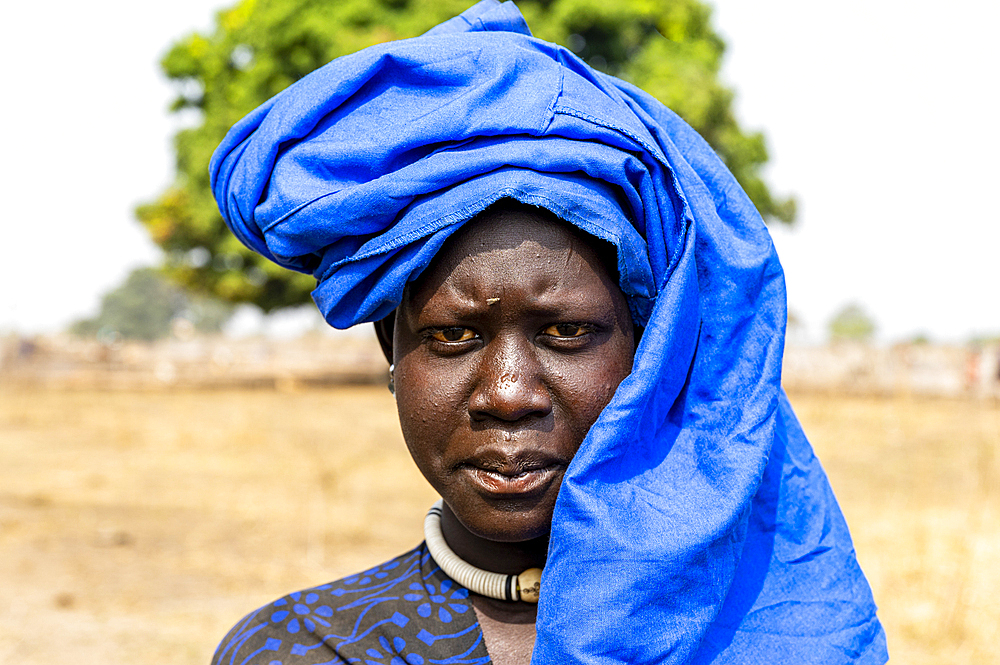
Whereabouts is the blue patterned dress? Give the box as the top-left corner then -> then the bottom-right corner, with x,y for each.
212,543 -> 491,665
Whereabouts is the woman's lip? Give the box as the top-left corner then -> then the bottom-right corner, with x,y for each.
462,464 -> 562,496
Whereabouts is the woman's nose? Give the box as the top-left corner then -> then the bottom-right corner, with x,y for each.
468,336 -> 551,422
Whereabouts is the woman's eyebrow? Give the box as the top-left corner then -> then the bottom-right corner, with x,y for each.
422,296 -> 615,323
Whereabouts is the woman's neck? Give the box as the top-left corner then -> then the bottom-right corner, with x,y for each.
439,502 -> 548,575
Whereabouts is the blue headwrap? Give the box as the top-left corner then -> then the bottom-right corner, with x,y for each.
211,2 -> 887,662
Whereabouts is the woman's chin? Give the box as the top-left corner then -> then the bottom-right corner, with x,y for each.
449,495 -> 556,544
473,520 -> 550,544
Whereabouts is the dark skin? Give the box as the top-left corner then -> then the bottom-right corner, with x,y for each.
375,205 -> 635,663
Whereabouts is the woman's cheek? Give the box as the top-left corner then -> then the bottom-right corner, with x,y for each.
395,361 -> 465,459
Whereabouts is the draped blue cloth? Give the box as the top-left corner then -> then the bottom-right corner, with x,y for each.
210,2 -> 887,663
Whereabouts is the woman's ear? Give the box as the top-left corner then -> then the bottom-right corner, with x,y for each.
373,311 -> 396,365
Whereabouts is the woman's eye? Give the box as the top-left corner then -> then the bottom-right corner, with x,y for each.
543,323 -> 590,338
430,327 -> 476,342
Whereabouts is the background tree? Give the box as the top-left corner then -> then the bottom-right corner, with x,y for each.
139,0 -> 795,313
828,302 -> 877,343
71,268 -> 234,341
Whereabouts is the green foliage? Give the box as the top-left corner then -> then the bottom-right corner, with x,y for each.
828,303 -> 877,342
968,332 -> 1000,346
140,0 -> 795,312
70,268 -> 235,341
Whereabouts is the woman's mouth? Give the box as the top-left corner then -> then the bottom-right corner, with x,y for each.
460,460 -> 563,496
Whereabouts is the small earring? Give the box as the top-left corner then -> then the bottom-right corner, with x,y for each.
388,364 -> 395,395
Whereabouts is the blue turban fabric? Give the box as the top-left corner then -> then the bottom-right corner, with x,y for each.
210,2 -> 887,663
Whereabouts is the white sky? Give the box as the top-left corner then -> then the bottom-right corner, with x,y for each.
1,0 -> 996,342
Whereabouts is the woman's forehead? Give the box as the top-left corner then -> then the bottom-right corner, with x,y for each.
396,204 -> 628,330
421,202 -> 619,292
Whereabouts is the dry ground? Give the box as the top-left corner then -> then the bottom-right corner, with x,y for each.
0,385 -> 997,663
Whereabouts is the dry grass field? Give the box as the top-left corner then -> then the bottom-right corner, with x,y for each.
0,384 -> 997,664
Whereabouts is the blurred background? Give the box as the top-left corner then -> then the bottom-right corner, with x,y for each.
1,0 -> 997,663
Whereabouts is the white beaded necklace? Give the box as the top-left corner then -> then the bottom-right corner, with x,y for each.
423,500 -> 543,603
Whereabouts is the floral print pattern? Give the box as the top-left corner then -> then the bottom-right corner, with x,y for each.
269,591 -> 335,634
212,544 -> 490,665
404,579 -> 470,624
363,635 -> 425,665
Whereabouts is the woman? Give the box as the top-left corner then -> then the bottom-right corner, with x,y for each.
209,1 -> 887,663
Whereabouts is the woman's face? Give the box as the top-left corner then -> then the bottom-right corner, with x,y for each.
392,207 -> 634,543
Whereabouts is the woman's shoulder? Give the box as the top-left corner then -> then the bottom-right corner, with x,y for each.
211,543 -> 489,665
